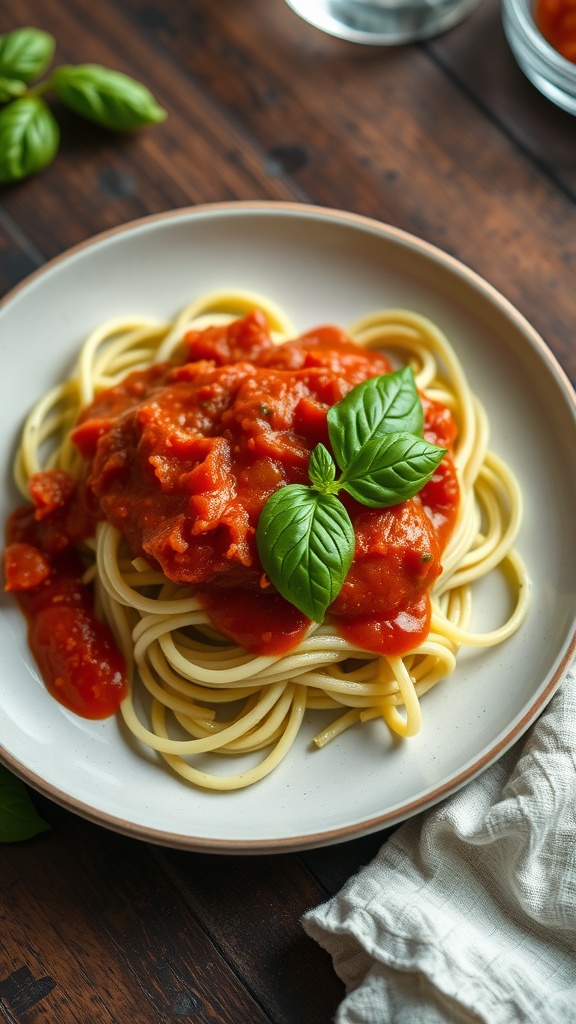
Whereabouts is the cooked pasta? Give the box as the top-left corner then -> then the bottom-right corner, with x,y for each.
9,290 -> 529,789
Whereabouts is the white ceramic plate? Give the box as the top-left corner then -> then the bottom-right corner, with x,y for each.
1,202 -> 576,852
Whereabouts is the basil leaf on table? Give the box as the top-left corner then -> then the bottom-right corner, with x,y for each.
0,765 -> 50,843
52,64 -> 167,131
256,484 -> 355,622
0,97 -> 60,183
340,432 -> 446,507
0,27 -> 55,83
327,366 -> 424,468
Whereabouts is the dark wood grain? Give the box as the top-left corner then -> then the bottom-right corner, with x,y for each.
0,0 -> 299,259
0,210 -> 44,294
1,798 -> 342,1023
2,0 -> 575,379
116,0 -> 576,377
1,1 -> 575,1022
154,847 -> 344,1024
428,0 -> 576,192
300,827 -> 395,895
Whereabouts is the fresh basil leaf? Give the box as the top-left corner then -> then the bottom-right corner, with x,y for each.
52,64 -> 167,131
0,766 -> 50,843
256,484 -> 355,622
0,97 -> 59,183
327,367 -> 424,470
340,432 -> 446,507
308,443 -> 336,492
0,27 -> 55,83
0,76 -> 26,102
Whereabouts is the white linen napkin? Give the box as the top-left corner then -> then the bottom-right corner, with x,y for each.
303,669 -> 576,1024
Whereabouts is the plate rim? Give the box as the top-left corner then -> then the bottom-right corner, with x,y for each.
1,198 -> 575,853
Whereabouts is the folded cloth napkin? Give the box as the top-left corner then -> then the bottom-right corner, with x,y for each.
303,669 -> 576,1024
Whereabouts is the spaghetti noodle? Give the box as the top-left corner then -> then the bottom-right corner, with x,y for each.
7,291 -> 529,790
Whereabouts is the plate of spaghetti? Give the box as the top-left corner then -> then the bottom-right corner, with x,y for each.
1,202 -> 576,852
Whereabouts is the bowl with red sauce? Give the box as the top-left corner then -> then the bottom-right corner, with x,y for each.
1,202 -> 576,852
503,0 -> 576,114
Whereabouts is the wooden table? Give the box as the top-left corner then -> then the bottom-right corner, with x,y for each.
1,2 -> 575,1021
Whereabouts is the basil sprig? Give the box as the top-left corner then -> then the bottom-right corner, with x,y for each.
0,765 -> 50,843
0,27 -> 166,184
256,367 -> 446,622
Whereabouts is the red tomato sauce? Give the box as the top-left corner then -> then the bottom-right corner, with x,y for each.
5,480 -> 126,720
5,311 -> 459,715
534,0 -> 576,62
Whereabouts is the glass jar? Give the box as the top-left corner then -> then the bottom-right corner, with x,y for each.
285,0 -> 481,45
502,0 -> 576,115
